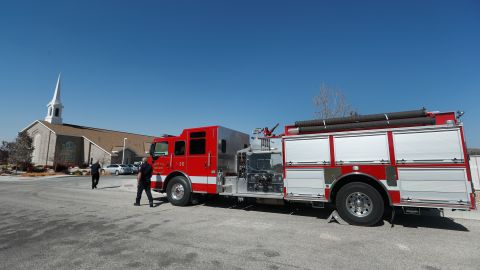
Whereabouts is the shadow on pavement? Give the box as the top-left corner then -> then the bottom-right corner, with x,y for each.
202,195 -> 333,219
152,196 -> 169,207
97,185 -> 122,189
196,195 -> 469,231
391,208 -> 469,232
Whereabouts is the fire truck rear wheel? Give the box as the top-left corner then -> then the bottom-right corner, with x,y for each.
335,182 -> 384,226
167,176 -> 191,206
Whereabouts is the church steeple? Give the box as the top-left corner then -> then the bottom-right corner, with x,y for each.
45,73 -> 64,125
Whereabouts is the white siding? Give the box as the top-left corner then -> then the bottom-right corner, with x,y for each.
32,133 -> 42,164
25,122 -> 57,166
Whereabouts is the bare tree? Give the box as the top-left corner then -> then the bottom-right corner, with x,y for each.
313,83 -> 355,119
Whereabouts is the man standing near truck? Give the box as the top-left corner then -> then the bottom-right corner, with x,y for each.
134,157 -> 154,207
90,161 -> 101,189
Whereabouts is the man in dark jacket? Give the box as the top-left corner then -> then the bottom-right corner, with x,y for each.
91,161 -> 101,189
134,157 -> 154,207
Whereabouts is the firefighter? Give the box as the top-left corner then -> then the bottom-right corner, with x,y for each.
90,161 -> 101,189
134,157 -> 154,207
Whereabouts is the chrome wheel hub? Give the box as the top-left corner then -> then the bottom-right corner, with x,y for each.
171,183 -> 185,200
346,192 -> 372,217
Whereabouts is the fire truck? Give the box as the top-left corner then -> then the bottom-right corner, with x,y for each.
148,109 -> 475,226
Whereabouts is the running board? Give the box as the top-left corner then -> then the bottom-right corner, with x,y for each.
285,195 -> 326,202
219,192 -> 284,200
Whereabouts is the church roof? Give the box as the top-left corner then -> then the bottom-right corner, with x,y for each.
37,120 -> 154,157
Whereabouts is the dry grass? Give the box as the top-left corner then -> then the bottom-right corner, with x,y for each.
20,172 -> 59,177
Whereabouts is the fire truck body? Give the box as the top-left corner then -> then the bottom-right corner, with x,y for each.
283,123 -> 472,206
149,109 -> 475,226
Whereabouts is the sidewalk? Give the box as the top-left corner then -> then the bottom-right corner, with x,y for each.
0,174 -> 78,181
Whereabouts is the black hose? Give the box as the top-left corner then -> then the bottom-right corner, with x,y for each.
296,117 -> 435,133
295,108 -> 427,127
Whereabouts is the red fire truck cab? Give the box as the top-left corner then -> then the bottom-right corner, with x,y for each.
149,126 -> 249,204
149,109 -> 475,226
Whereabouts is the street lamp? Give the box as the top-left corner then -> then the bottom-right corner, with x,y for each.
122,138 -> 127,164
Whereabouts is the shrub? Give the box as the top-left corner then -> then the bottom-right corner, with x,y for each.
32,165 -> 46,173
79,162 -> 89,169
55,164 -> 69,173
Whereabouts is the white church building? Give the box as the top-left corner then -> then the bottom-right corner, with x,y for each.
22,74 -> 154,168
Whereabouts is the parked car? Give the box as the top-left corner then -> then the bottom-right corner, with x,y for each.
102,164 -> 132,175
127,164 -> 139,174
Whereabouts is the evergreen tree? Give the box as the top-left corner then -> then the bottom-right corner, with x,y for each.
0,141 -> 8,170
7,131 -> 34,172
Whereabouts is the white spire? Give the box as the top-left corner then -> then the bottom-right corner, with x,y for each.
50,73 -> 61,105
45,73 -> 64,125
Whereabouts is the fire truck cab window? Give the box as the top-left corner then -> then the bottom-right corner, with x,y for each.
190,131 -> 206,138
189,139 -> 206,155
153,142 -> 168,156
174,141 -> 186,156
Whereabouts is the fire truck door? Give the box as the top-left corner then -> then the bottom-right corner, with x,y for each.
150,140 -> 171,186
187,130 -> 211,192
172,140 -> 187,172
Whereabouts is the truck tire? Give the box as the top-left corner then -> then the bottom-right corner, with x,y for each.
335,182 -> 384,226
167,176 -> 191,206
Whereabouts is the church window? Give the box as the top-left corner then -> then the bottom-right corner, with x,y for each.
49,108 -> 52,116
55,108 -> 60,117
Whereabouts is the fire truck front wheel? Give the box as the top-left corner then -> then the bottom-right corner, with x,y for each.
335,182 -> 384,226
166,176 -> 191,206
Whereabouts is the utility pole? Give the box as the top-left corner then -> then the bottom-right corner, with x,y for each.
122,138 -> 127,164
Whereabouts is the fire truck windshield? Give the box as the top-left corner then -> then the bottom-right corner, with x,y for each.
153,142 -> 168,156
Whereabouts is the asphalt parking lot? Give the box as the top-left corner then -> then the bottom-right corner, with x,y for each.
0,175 -> 479,270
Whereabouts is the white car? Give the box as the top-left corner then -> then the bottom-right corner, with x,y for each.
102,164 -> 132,175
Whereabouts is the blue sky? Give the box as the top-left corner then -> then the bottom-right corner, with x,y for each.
1,0 -> 479,146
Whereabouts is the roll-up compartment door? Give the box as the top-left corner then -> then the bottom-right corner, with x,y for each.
398,168 -> 471,206
284,137 -> 330,165
334,133 -> 389,164
285,168 -> 325,198
393,129 -> 464,164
